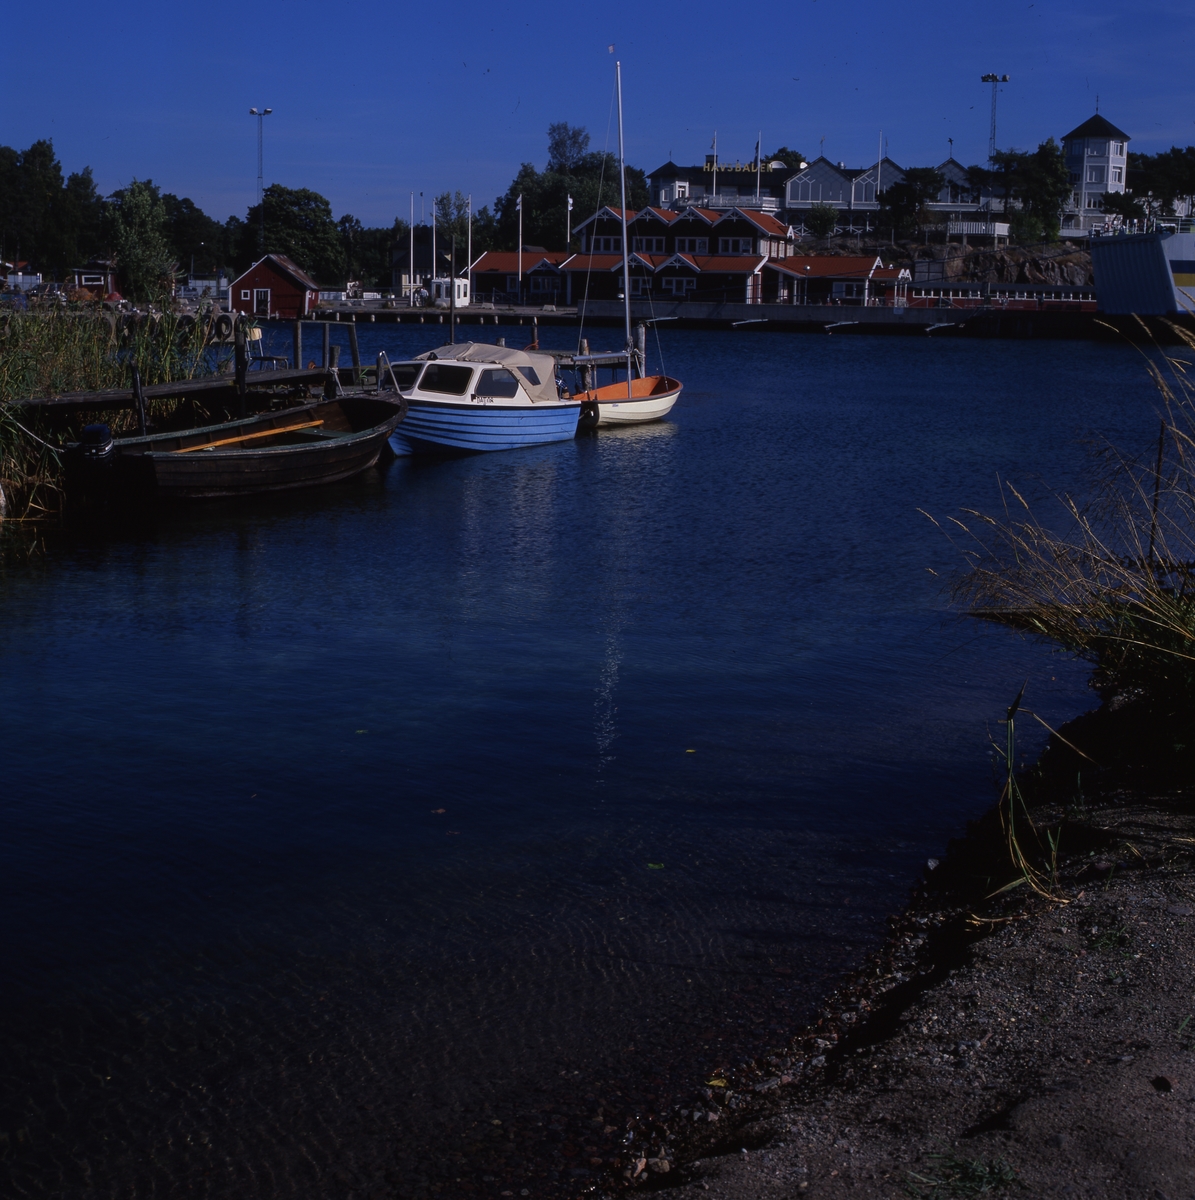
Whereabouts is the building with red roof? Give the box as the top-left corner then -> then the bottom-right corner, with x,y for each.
229,254 -> 321,320
469,249 -> 570,305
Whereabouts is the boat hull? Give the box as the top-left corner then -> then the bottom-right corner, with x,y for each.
69,396 -> 406,500
388,399 -> 580,455
580,376 -> 683,426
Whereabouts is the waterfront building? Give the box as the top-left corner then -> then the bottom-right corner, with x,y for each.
783,157 -> 906,232
228,254 -> 320,320
762,255 -> 910,305
647,159 -> 792,213
69,260 -> 118,299
468,250 -> 570,306
1059,114 -> 1130,233
565,206 -> 796,305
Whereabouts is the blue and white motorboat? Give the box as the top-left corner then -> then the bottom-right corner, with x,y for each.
385,343 -> 582,455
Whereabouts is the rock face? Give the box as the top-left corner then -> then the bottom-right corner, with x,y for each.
804,236 -> 1094,286
909,242 -> 1093,286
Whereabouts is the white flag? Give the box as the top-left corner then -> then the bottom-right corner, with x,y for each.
516,194 -> 522,211
567,195 -> 574,212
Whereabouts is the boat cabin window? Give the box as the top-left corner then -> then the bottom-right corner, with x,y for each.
514,366 -> 541,386
419,364 -> 474,395
391,362 -> 423,390
476,368 -> 521,399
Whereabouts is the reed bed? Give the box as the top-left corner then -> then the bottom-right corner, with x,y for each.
939,322 -> 1195,717
0,305 -> 220,521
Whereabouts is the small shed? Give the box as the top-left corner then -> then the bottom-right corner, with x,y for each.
229,254 -> 321,320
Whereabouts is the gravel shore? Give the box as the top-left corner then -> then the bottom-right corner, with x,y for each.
600,710 -> 1195,1200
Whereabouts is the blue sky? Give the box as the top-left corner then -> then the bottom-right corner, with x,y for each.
4,0 -> 1193,226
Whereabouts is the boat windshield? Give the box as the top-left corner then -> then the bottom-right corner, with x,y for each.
390,362 -> 423,391
419,364 -> 474,395
476,368 -> 521,399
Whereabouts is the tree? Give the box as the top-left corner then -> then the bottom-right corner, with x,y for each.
109,179 -> 174,299
1127,146 -> 1195,218
1101,190 -> 1147,225
547,123 -> 590,173
879,168 -> 944,237
339,214 -> 408,289
767,146 -> 806,171
804,203 -> 838,239
240,184 -> 344,283
991,139 -> 1071,242
161,193 -> 228,275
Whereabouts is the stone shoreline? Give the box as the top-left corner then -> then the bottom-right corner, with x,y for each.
596,712 -> 1195,1199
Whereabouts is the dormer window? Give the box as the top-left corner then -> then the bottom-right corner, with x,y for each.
718,237 -> 755,254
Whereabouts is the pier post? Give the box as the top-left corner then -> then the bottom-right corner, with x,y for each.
348,323 -> 361,385
292,320 -> 302,371
322,322 -> 330,370
234,318 -> 247,418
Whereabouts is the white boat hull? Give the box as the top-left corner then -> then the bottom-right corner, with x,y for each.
580,376 -> 683,427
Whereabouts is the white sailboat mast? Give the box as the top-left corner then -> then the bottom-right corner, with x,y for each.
616,60 -> 633,396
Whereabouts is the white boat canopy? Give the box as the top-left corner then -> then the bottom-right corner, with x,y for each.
415,343 -> 561,404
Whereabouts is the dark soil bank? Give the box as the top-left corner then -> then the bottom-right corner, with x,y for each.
598,707 -> 1195,1200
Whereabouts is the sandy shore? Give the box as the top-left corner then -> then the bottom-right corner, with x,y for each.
598,712 -> 1195,1199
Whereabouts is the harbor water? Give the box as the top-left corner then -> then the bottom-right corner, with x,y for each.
0,328 -> 1159,1197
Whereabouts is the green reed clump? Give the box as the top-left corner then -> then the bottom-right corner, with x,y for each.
0,303 -> 221,519
937,322 -> 1195,718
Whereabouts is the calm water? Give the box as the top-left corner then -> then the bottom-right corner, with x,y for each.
0,328 -> 1158,1198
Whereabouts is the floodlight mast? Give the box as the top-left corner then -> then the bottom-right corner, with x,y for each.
980,74 -> 1009,161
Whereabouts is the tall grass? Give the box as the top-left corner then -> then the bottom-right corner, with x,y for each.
0,305 -> 220,519
939,321 -> 1195,725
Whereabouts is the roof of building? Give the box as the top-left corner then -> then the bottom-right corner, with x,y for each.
627,207 -> 681,224
559,254 -> 626,272
726,209 -> 791,236
766,255 -> 885,279
230,253 -> 321,291
470,251 -> 569,274
686,255 -> 768,273
1062,114 -> 1131,142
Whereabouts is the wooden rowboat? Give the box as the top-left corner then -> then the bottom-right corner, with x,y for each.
67,394 -> 406,500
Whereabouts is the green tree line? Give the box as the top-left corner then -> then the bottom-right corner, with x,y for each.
0,124 -> 660,301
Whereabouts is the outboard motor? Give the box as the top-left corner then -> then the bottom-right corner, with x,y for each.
66,423 -> 116,502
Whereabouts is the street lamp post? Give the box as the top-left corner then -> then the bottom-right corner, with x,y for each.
249,107 -> 273,253
980,75 -> 1008,236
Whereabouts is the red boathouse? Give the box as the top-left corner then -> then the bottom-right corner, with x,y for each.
229,255 -> 321,320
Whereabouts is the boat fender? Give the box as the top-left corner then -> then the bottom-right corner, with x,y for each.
578,401 -> 600,432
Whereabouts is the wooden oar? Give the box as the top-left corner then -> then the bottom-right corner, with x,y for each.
172,420 -> 324,453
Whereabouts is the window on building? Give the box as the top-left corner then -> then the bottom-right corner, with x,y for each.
629,277 -> 650,295
831,282 -> 866,299
1113,141 -> 1125,156
1086,194 -> 1103,210
675,181 -> 689,198
1086,166 -> 1106,184
718,237 -> 755,254
1069,172 -> 1080,184
659,186 -> 673,204
793,180 -> 821,203
675,238 -> 708,255
853,181 -> 875,203
529,275 -> 557,292
241,289 -> 251,300
254,288 -> 270,315
632,237 -> 666,253
475,368 -> 521,399
1088,142 -> 1107,156
1112,166 -> 1123,183
662,277 -> 696,296
590,236 -> 621,252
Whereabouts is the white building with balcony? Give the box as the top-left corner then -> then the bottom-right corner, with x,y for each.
1060,114 -> 1129,233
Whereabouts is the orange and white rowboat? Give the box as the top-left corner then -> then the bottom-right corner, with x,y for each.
577,374 -> 683,426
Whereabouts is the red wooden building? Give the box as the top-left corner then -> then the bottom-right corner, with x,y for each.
228,254 -> 321,319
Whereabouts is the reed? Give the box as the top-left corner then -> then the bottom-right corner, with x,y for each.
0,304 -> 219,520
935,322 -> 1195,719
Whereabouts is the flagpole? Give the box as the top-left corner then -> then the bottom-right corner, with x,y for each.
712,131 -> 718,202
517,193 -> 523,304
467,194 -> 472,306
409,191 -> 415,306
756,131 -> 762,201
566,194 -> 572,248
